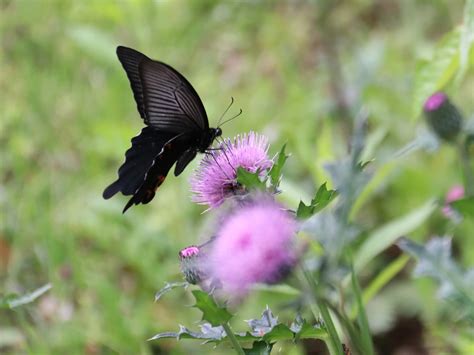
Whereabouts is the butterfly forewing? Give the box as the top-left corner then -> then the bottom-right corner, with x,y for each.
139,59 -> 208,132
116,46 -> 149,120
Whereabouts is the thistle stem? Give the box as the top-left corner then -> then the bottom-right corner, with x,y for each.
301,266 -> 344,355
222,322 -> 245,355
458,138 -> 474,196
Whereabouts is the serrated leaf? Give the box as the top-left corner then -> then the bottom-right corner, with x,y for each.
262,324 -> 294,342
269,144 -> 289,187
149,308 -> 328,345
412,28 -> 461,119
148,323 -> 225,342
245,307 -> 300,342
246,306 -> 278,336
296,183 -> 338,219
191,290 -> 233,326
298,323 -> 327,340
1,284 -> 52,309
398,237 -> 474,317
154,282 -> 188,301
451,197 -> 474,218
236,167 -> 266,190
244,341 -> 273,355
296,201 -> 315,219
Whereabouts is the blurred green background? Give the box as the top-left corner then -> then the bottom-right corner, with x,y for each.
1,0 -> 473,354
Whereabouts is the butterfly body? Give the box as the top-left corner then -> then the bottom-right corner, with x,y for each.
103,46 -> 222,213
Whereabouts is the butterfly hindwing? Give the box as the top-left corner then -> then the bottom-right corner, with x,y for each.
122,137 -> 190,213
103,127 -> 176,199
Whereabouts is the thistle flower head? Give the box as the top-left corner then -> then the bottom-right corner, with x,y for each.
179,245 -> 206,285
423,92 -> 463,142
206,197 -> 297,296
190,132 -> 273,209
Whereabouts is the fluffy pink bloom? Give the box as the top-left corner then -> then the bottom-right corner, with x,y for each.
207,198 -> 297,296
190,132 -> 273,209
442,185 -> 465,219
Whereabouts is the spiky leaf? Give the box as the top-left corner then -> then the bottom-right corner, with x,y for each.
297,183 -> 338,219
155,282 -> 189,301
0,284 -> 51,309
269,144 -> 289,187
236,167 -> 266,190
244,341 -> 273,355
191,290 -> 233,326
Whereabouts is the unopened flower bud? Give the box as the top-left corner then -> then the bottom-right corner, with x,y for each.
423,92 -> 463,142
179,246 -> 206,284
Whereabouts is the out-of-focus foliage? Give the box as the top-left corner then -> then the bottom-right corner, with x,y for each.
1,0 -> 473,354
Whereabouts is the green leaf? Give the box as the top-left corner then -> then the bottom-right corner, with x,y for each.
412,28 -> 461,118
149,307 -> 327,345
262,324 -> 294,342
148,323 -> 225,342
154,282 -> 188,301
236,167 -> 266,190
296,182 -> 338,219
398,237 -> 474,321
356,254 -> 410,316
456,0 -> 474,82
243,341 -> 273,355
269,144 -> 289,187
0,284 -> 52,309
290,316 -> 327,341
353,199 -> 436,274
451,197 -> 474,218
191,290 -> 233,327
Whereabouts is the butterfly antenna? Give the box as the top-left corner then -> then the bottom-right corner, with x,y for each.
218,108 -> 243,128
216,97 -> 235,126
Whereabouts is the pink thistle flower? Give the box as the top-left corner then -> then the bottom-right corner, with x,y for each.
442,185 -> 465,220
206,198 -> 297,296
190,132 -> 273,209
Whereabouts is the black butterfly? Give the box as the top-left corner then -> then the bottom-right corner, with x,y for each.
103,46 -> 223,213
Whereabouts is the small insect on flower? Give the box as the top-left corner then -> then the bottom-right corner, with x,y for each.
190,132 -> 273,209
206,197 -> 297,296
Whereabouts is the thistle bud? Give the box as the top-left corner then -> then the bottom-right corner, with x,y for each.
423,92 -> 463,142
179,246 -> 206,285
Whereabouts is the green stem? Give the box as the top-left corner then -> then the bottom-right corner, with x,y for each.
350,254 -> 410,319
222,322 -> 245,355
302,266 -> 344,355
351,267 -> 375,355
308,304 -> 340,355
328,304 -> 365,355
459,138 -> 474,196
